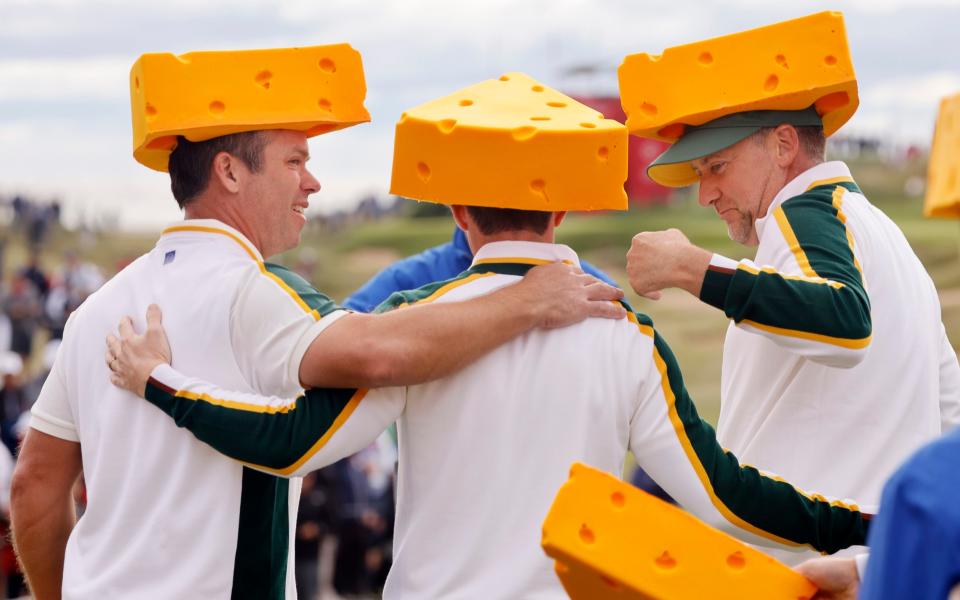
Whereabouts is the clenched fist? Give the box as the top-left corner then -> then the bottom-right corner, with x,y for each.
625,229 -> 712,299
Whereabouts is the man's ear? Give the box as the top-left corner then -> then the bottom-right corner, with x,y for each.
211,152 -> 242,194
772,124 -> 800,167
553,211 -> 567,227
450,205 -> 470,232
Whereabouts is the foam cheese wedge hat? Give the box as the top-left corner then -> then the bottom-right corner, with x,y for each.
619,11 -> 858,187
541,463 -> 818,600
130,44 -> 370,172
924,92 -> 960,219
390,72 -> 628,212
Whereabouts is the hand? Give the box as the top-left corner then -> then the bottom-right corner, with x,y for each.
105,304 -> 172,397
515,262 -> 625,329
626,229 -> 712,299
795,557 -> 859,600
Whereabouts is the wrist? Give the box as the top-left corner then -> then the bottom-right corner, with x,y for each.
678,245 -> 712,296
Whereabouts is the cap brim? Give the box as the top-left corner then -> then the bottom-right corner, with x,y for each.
646,125 -> 759,187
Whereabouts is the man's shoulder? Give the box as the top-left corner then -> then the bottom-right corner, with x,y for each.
373,269 -> 482,313
261,263 -> 341,317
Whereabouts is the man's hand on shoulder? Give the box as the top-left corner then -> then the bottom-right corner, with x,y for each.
106,304 -> 172,397
626,229 -> 712,299
511,262 -> 625,329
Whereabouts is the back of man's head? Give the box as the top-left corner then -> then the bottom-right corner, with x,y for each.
168,131 -> 267,209
465,206 -> 552,236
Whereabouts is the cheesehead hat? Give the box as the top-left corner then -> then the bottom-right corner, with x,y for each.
924,92 -> 960,219
130,44 -> 370,172
390,72 -> 628,212
618,11 -> 858,187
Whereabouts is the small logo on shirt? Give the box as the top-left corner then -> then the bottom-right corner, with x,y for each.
163,250 -> 176,265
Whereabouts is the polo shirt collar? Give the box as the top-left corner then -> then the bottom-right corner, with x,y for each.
470,240 -> 581,269
755,161 -> 853,239
159,219 -> 264,263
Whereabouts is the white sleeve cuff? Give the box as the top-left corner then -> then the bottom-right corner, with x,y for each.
28,409 -> 80,443
286,309 -> 350,390
709,254 -> 740,271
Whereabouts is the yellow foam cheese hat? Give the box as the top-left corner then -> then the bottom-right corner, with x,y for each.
390,73 -> 628,212
541,463 -> 818,599
130,44 -> 370,172
619,11 -> 859,187
924,92 -> 960,219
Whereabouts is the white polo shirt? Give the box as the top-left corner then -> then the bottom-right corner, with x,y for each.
699,161 -> 960,564
135,240 -> 872,599
30,219 -> 345,599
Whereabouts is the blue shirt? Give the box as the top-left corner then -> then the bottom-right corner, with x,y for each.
344,228 -> 619,312
859,428 -> 960,600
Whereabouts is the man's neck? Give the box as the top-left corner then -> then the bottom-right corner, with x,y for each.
184,198 -> 265,256
469,230 -> 554,254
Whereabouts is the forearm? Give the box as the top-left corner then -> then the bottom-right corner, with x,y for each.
12,491 -> 74,600
144,365 -> 370,476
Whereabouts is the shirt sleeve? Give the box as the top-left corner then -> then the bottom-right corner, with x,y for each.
140,364 -> 405,478
625,313 -> 872,555
28,323 -> 79,442
698,187 -> 872,368
230,263 -> 348,396
938,324 -> 960,433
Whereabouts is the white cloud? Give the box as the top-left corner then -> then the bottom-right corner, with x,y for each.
0,58 -> 130,102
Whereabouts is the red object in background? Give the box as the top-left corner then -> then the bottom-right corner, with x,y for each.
572,96 -> 674,205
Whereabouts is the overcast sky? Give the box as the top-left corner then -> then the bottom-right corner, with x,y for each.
2,0 -> 959,230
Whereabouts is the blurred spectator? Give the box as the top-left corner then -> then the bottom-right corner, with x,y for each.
18,250 -> 50,302
46,249 -> 105,339
4,275 -> 42,361
0,352 -> 25,457
295,471 -> 334,600
331,433 -> 396,597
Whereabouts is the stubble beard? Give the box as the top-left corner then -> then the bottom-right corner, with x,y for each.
725,209 -> 755,245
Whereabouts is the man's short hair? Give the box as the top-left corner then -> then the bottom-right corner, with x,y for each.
465,206 -> 552,235
754,125 -> 826,162
168,131 -> 267,208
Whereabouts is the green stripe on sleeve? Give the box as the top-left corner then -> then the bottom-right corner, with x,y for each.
264,263 -> 342,317
652,330 -> 871,553
144,379 -> 357,470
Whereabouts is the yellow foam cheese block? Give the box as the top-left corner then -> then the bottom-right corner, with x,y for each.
619,11 -> 858,142
390,72 -> 628,211
541,463 -> 817,600
924,92 -> 960,219
130,44 -> 370,172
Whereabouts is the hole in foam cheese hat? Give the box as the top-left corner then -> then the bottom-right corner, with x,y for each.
389,72 -> 629,212
129,44 -> 371,172
618,11 -> 858,187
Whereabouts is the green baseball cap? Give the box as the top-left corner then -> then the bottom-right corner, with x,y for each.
647,107 -> 823,187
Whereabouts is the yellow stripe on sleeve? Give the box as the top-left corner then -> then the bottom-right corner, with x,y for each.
249,388 -> 368,476
740,319 -> 872,349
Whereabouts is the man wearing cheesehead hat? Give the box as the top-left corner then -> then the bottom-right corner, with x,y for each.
104,73 -> 870,599
9,47 -> 626,599
794,91 -> 960,600
619,11 -> 960,569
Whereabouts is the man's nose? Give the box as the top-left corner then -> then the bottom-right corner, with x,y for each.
698,181 -> 719,208
302,168 -> 321,194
